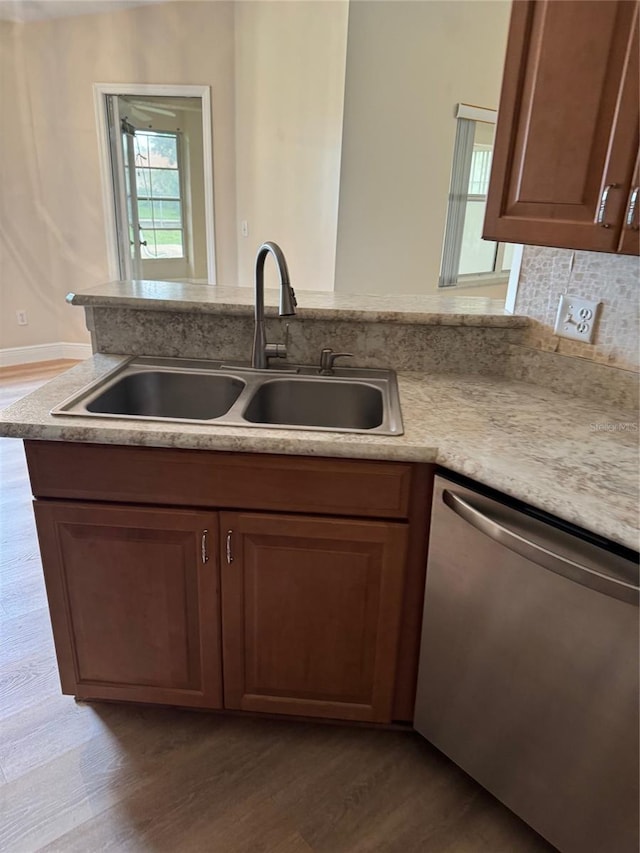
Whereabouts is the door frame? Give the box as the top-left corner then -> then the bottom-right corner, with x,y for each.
93,82 -> 217,284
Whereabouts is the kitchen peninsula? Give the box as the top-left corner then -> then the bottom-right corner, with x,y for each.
1,282 -> 637,551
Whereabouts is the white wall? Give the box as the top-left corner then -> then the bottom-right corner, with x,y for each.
234,0 -> 348,292
1,1 -> 237,348
334,0 -> 511,295
1,0 -> 512,357
0,20 -> 63,350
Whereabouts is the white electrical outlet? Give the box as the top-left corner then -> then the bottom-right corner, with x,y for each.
16,310 -> 28,326
241,220 -> 249,238
553,294 -> 600,343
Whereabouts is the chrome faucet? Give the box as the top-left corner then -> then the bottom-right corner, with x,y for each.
251,241 -> 297,369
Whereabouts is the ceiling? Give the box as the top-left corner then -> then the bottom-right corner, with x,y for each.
0,0 -> 166,23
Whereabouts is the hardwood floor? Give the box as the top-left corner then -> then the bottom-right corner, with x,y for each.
0,363 -> 554,852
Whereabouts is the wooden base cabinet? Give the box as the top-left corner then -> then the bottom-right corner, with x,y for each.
27,442 -> 432,724
33,501 -> 223,708
220,512 -> 408,723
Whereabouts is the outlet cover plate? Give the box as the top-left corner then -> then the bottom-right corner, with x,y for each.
553,294 -> 600,343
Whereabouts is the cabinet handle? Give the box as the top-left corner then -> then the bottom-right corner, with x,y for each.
201,530 -> 209,564
226,529 -> 234,564
626,186 -> 639,229
596,183 -> 619,228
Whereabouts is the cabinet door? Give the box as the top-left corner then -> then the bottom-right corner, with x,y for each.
220,512 -> 408,722
618,151 -> 640,254
33,501 -> 222,708
484,0 -> 639,252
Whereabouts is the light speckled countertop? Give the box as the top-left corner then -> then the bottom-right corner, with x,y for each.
1,354 -> 637,551
68,281 -> 528,327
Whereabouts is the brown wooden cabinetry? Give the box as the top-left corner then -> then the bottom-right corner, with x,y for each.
484,0 -> 639,255
220,512 -> 408,722
33,501 -> 222,708
27,442 -> 432,724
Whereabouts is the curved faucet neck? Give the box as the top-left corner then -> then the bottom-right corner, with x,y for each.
252,241 -> 296,369
254,241 -> 290,323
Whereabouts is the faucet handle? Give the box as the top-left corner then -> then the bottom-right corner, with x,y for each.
319,348 -> 353,375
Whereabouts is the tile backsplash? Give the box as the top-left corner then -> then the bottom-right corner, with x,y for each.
515,247 -> 639,372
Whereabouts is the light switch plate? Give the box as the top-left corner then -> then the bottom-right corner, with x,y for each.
553,294 -> 600,343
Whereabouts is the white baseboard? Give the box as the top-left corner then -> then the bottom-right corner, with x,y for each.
0,342 -> 93,368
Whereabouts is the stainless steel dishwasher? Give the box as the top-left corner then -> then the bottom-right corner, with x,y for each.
414,473 -> 639,853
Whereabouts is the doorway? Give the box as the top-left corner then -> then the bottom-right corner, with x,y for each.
94,84 -> 216,283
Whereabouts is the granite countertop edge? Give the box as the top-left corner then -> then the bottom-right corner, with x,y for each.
1,354 -> 638,552
67,282 -> 529,328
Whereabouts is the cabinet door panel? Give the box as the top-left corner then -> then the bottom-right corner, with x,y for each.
221,513 -> 408,722
33,501 -> 222,708
485,0 -> 639,251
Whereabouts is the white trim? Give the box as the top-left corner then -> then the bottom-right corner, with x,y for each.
0,343 -> 93,368
504,244 -> 524,314
455,103 -> 497,124
93,83 -> 217,285
94,88 -> 120,280
451,276 -> 510,291
200,86 -> 216,285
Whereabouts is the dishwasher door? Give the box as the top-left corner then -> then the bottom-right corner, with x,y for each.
414,475 -> 639,853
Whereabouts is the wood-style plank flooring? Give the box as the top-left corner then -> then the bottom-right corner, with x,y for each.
0,363 -> 554,852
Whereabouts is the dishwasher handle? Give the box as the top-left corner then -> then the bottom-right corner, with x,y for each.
443,489 -> 639,606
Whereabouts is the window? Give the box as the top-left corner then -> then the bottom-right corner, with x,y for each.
128,130 -> 185,260
439,106 -> 512,287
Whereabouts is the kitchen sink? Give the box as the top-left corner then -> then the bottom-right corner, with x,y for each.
86,371 -> 245,420
244,379 -> 383,430
52,356 -> 403,435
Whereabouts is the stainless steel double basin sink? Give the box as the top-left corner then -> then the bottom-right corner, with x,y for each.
52,357 -> 403,435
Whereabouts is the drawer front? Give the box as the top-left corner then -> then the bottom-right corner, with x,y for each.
25,441 -> 414,519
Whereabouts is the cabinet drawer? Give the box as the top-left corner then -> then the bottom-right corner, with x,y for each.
25,441 -> 414,519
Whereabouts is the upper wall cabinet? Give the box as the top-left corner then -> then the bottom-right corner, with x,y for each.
484,0 -> 639,255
